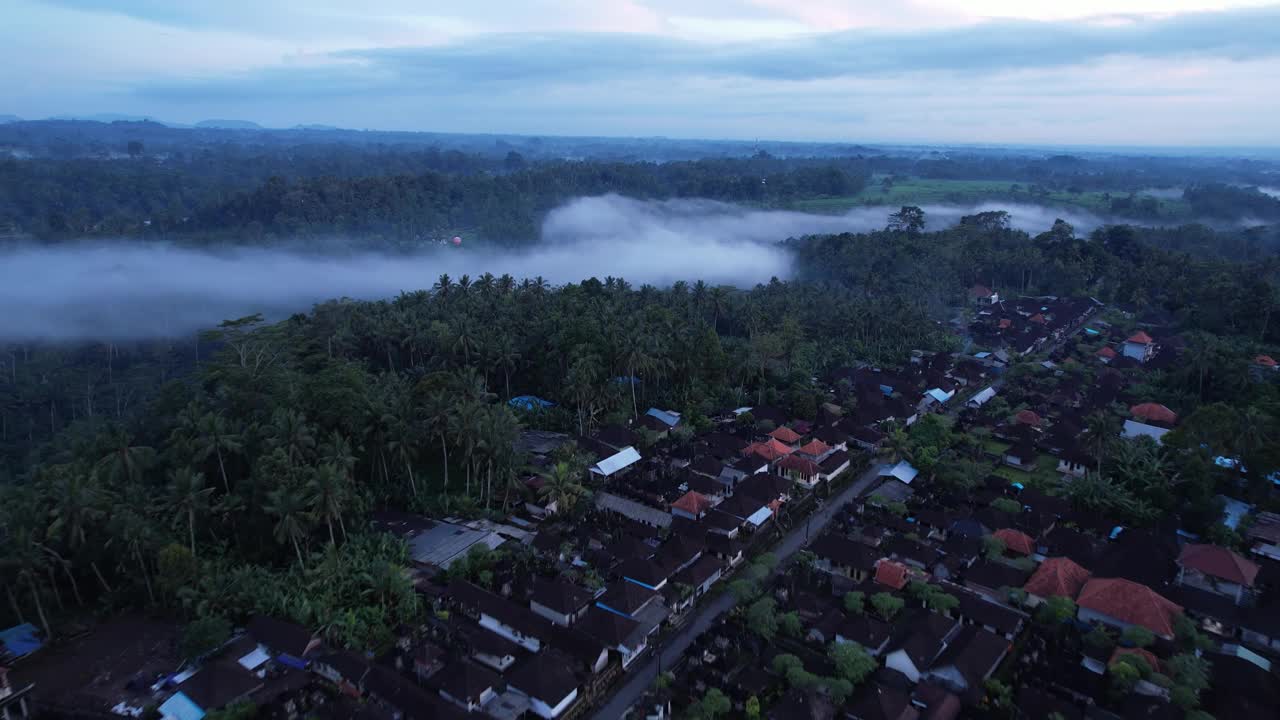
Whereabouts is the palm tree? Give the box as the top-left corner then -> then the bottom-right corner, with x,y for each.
539,462 -> 585,515
488,335 -> 521,400
307,463 -> 348,545
97,427 -> 155,486
265,485 -> 312,567
1184,333 -> 1217,400
194,412 -> 243,493
319,431 -> 358,484
166,468 -> 214,556
1084,411 -> 1119,470
271,409 -> 316,467
620,338 -> 656,418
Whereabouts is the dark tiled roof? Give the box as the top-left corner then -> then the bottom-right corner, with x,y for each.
432,660 -> 498,704
531,578 -> 594,615
246,615 -> 315,657
180,661 -> 263,710
507,651 -> 579,704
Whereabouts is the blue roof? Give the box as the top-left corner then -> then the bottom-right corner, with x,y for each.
974,352 -> 992,358
645,408 -> 680,427
509,395 -> 555,411
879,384 -> 894,396
158,692 -> 206,720
0,623 -> 43,658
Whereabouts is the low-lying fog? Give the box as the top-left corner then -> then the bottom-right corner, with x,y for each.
0,195 -> 1231,340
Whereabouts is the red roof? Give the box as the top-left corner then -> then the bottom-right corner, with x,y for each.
998,318 -> 1012,329
1256,355 -> 1278,367
1029,313 -> 1047,324
742,438 -> 795,461
1130,403 -> 1177,424
1178,544 -> 1260,587
798,439 -> 832,457
1014,409 -> 1041,426
1126,331 -> 1155,345
778,454 -> 820,477
671,491 -> 713,516
1110,647 -> 1161,673
769,426 -> 802,444
1077,578 -> 1182,637
1096,346 -> 1117,359
970,284 -> 994,298
993,528 -> 1035,555
874,559 -> 909,590
1023,557 -> 1091,599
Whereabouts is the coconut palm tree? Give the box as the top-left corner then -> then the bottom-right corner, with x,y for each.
539,462 -> 585,515
265,485 -> 312,567
307,463 -> 349,545
166,468 -> 214,556
271,409 -> 316,467
97,427 -> 155,486
194,412 -> 243,493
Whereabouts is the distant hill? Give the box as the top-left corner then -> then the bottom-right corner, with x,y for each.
0,114 -> 21,124
196,119 -> 263,130
51,113 -> 163,123
293,124 -> 342,131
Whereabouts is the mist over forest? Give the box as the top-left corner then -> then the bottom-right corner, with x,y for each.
6,191 -> 1271,341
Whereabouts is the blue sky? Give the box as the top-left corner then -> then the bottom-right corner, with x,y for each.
5,0 -> 1280,145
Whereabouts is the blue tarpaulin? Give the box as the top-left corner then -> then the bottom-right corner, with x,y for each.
0,623 -> 43,659
158,692 -> 205,720
508,395 -> 555,411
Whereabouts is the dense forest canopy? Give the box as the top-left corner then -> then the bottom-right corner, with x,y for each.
3,119 -> 1280,245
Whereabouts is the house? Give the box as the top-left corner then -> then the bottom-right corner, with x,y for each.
530,578 -> 594,627
811,533 -> 882,582
875,559 -> 911,590
777,454 -> 822,488
1003,442 -> 1038,471
507,653 -> 580,719
1176,544 -> 1259,605
835,616 -> 893,656
850,426 -> 885,452
672,555 -> 724,599
465,629 -> 521,672
1023,557 -> 1091,606
644,408 -> 681,429
1055,448 -> 1091,478
595,492 -> 671,529
963,559 -> 1030,602
246,615 -> 321,667
948,586 -> 1027,639
1014,409 -> 1041,427
1130,403 -> 1177,426
373,512 -> 506,569
819,451 -> 851,484
577,607 -> 649,669
449,580 -> 553,652
769,426 -> 803,446
590,446 -> 642,478
970,285 -> 999,305
1122,420 -> 1169,445
1096,346 -> 1117,363
992,528 -> 1035,556
923,625 -> 1010,703
1122,331 -> 1156,362
161,661 -> 263,719
433,660 -> 499,712
670,491 -> 715,520
848,682 -> 920,720
881,461 -> 919,485
1076,578 -> 1182,638
967,387 -> 997,409
314,651 -> 372,696
885,613 -> 960,683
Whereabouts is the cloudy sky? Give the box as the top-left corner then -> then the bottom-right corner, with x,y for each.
5,0 -> 1280,145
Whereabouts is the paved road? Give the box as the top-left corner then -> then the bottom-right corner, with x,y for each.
589,461 -> 886,720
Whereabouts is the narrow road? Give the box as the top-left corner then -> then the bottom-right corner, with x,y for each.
589,462 -> 886,720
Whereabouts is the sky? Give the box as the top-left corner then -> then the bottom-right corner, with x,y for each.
4,0 -> 1280,145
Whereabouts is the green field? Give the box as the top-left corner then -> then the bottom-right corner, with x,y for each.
790,176 -> 1192,219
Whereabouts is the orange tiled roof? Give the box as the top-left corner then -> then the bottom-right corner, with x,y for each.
671,491 -> 713,516
1178,543 -> 1260,587
1096,346 -> 1117,358
1077,578 -> 1182,637
1256,355 -> 1277,367
1023,557 -> 1091,599
993,528 -> 1035,555
1015,409 -> 1041,426
769,426 -> 802,444
1130,403 -> 1177,424
874,559 -> 909,590
798,439 -> 832,457
1126,331 -> 1155,344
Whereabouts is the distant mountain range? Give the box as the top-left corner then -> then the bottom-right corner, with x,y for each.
194,119 -> 264,130
0,114 -> 21,124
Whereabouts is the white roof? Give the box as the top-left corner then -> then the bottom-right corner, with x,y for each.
591,446 -> 642,476
1122,420 -> 1169,445
880,460 -> 919,485
969,387 -> 997,406
238,646 -> 271,670
745,506 -> 773,527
